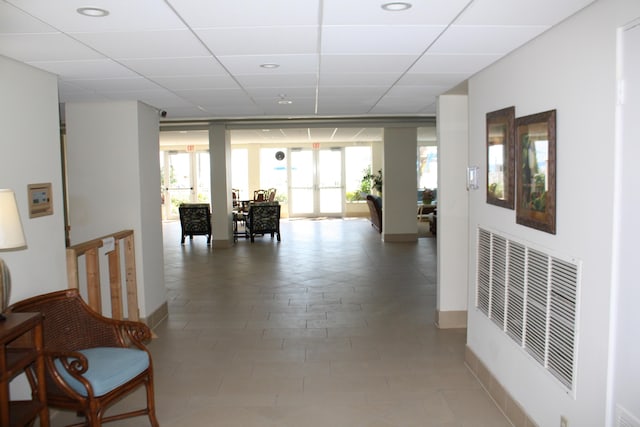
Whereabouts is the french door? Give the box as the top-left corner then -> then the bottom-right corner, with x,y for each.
160,150 -> 210,220
289,147 -> 344,217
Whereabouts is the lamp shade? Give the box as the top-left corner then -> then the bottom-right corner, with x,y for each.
0,189 -> 26,250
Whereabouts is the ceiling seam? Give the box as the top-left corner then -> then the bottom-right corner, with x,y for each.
6,0 -> 220,115
366,0 -> 476,114
163,0 -> 263,115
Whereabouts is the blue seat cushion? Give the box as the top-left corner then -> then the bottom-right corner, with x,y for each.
54,347 -> 149,397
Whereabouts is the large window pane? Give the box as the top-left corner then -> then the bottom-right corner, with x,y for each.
231,148 -> 248,200
196,152 -> 210,203
418,146 -> 438,190
345,146 -> 372,201
260,147 -> 288,203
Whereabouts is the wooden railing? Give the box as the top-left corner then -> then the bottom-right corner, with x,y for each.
66,230 -> 139,321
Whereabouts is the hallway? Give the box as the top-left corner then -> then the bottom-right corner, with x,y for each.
52,218 -> 510,426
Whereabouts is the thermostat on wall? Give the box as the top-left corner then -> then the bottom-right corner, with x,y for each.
27,183 -> 53,218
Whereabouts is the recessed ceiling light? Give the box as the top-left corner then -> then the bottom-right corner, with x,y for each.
260,63 -> 280,69
381,2 -> 412,11
77,7 -> 110,17
277,99 -> 293,105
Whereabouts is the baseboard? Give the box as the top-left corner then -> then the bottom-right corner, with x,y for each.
382,233 -> 417,242
465,346 -> 540,427
435,309 -> 467,328
143,300 -> 168,332
213,238 -> 234,248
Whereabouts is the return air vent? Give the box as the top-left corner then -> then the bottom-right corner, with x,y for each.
476,228 -> 580,393
616,405 -> 640,427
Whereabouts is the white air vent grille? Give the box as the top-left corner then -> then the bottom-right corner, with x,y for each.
616,405 -> 640,427
476,227 -> 580,392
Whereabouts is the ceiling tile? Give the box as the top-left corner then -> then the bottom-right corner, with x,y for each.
321,25 -> 445,55
120,57 -> 228,77
6,0 -> 185,32
456,0 -> 596,25
321,54 -> 418,73
218,54 -> 318,75
411,53 -> 502,73
72,30 -> 209,59
0,33 -> 103,61
234,73 -> 318,88
429,25 -> 549,55
320,73 -> 401,86
26,59 -> 138,79
322,0 -> 471,25
195,27 -> 318,56
67,77 -> 163,93
151,75 -> 239,91
0,2 -> 57,33
168,0 -> 320,28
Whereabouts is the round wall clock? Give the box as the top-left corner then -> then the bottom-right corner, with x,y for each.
275,151 -> 285,161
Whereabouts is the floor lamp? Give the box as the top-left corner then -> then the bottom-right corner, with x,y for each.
0,189 -> 27,321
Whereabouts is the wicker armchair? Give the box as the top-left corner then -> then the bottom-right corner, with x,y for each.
8,289 -> 159,427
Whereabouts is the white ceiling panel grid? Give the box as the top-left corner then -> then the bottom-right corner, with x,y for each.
1,0 -> 596,120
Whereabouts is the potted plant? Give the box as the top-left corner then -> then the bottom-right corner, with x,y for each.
362,168 -> 383,195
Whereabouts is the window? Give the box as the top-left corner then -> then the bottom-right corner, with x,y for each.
418,145 -> 437,190
259,147 -> 288,202
231,148 -> 248,200
345,146 -> 372,201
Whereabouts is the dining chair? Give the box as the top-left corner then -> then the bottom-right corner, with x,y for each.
253,189 -> 266,202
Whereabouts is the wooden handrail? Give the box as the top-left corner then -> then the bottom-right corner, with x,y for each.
66,230 -> 140,321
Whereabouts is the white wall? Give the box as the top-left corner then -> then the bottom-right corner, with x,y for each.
382,127 -> 417,238
608,15 -> 640,426
466,0 -> 640,425
65,101 -> 166,319
0,56 -> 67,302
437,95 -> 469,319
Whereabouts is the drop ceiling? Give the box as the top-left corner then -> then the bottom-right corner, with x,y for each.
1,0 -> 594,122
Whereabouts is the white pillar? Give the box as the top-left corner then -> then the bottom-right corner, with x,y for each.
209,124 -> 234,247
436,95 -> 469,328
66,101 -> 166,323
382,127 -> 418,242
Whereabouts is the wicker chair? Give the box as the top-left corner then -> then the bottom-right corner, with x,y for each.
8,289 -> 159,427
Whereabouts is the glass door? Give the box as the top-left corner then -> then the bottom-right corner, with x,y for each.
289,147 -> 344,217
289,149 -> 314,215
161,151 -> 210,220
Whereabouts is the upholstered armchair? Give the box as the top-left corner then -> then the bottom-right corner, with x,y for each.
366,195 -> 382,233
178,203 -> 212,244
246,202 -> 281,242
8,289 -> 159,427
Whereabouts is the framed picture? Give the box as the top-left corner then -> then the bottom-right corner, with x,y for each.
486,106 -> 515,209
515,110 -> 556,234
27,182 -> 53,218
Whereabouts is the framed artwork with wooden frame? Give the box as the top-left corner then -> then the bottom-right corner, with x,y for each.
515,110 -> 557,234
486,106 -> 515,209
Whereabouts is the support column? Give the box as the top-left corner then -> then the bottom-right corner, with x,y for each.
209,124 -> 233,247
382,127 -> 418,242
436,94 -> 469,328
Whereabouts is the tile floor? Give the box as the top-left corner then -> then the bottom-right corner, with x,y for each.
49,218 -> 511,427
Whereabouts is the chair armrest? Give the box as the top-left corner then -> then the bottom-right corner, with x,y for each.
116,321 -> 153,349
44,350 -> 95,398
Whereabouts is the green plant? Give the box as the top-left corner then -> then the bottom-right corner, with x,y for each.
363,168 -> 383,194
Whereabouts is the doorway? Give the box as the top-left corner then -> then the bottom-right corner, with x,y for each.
160,150 -> 210,220
289,146 -> 344,217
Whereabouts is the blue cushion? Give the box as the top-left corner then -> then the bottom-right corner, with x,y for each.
54,347 -> 149,397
